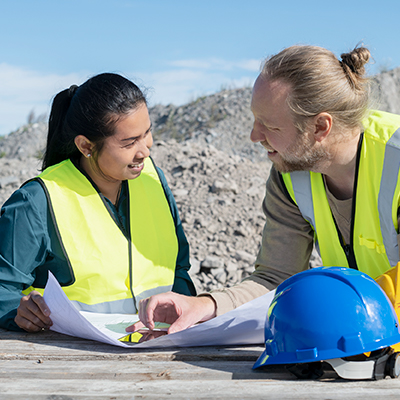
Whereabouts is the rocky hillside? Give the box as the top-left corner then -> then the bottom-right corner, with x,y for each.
372,67 -> 400,113
1,66 -> 400,293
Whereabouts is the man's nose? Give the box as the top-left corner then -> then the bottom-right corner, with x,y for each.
250,128 -> 264,143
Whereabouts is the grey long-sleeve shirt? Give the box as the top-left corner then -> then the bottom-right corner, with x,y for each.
209,166 -> 399,315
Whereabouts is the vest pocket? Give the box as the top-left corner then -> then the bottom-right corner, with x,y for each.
359,235 -> 386,254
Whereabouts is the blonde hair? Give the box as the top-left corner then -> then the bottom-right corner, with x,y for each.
261,45 -> 372,132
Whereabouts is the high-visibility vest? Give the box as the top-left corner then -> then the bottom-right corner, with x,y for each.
23,158 -> 178,313
281,110 -> 400,279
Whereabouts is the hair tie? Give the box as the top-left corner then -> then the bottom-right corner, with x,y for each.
68,84 -> 79,98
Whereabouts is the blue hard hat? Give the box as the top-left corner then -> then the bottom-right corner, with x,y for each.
253,267 -> 400,369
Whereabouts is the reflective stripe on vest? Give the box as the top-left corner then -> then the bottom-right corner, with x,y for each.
24,158 -> 178,312
281,110 -> 400,279
378,129 -> 400,266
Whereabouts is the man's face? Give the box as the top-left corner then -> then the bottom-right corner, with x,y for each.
250,75 -> 327,173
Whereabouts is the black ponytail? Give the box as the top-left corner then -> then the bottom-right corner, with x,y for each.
43,88 -> 80,169
42,73 -> 146,170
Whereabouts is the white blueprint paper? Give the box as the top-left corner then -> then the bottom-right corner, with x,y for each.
43,271 -> 275,348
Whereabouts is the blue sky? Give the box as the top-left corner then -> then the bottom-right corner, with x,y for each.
1,0 -> 399,135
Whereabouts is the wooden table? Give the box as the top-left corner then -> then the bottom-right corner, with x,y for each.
1,329 -> 400,399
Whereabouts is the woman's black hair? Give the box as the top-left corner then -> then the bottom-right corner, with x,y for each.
42,73 -> 147,170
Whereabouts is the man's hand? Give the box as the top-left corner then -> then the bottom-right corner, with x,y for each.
15,291 -> 52,332
126,292 -> 217,334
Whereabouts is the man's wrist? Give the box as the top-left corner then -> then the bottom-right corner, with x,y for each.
197,294 -> 217,321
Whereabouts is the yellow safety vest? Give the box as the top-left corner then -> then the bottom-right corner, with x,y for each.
23,158 -> 178,313
281,110 -> 400,279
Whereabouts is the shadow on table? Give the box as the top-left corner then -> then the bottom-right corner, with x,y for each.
1,328 -> 340,381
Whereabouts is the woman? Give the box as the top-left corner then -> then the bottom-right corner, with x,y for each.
0,73 -> 196,332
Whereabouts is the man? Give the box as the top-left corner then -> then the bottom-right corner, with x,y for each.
128,44 -> 400,334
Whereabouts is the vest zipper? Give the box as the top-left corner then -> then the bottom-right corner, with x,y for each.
331,215 -> 358,270
125,184 -> 137,313
343,244 -> 358,270
333,133 -> 364,270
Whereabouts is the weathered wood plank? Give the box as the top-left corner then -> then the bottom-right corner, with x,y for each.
0,329 -> 265,362
2,329 -> 400,399
2,375 -> 400,399
0,341 -> 265,362
0,359 -> 288,381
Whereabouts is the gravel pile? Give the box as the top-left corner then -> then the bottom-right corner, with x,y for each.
1,66 -> 400,293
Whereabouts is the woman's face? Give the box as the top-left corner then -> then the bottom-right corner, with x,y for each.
95,104 -> 153,183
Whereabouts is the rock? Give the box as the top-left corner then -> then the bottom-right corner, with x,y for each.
234,250 -> 255,264
189,258 -> 201,275
214,270 -> 227,285
200,272 -> 212,285
210,267 -> 225,277
201,255 -> 225,269
0,176 -> 19,188
173,188 -> 189,197
210,180 -> 238,195
226,260 -> 239,272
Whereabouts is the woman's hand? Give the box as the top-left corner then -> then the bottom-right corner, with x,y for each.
15,291 -> 52,332
126,292 -> 217,334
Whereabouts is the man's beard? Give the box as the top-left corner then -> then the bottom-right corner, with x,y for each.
267,133 -> 329,173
